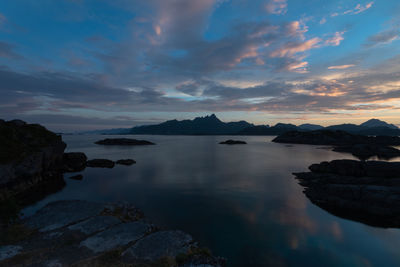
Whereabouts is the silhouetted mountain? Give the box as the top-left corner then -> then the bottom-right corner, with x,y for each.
238,123 -> 298,135
360,119 -> 398,129
298,123 -> 324,131
129,114 -> 253,135
78,115 -> 400,136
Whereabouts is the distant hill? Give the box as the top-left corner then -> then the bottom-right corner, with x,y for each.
77,115 -> 400,136
298,123 -> 324,131
129,114 -> 253,135
360,119 -> 398,129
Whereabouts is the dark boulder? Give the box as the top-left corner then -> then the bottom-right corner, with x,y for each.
86,159 -> 115,168
69,174 -> 83,180
219,140 -> 247,145
95,138 -> 155,146
116,159 -> 136,166
333,144 -> 400,160
62,152 -> 87,172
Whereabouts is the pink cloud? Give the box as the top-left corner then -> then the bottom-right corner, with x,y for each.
328,64 -> 355,70
324,31 -> 345,46
265,0 -> 287,15
270,37 -> 321,57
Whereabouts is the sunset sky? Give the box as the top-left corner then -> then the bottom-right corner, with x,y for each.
1,0 -> 400,131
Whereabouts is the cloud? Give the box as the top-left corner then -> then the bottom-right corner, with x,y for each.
0,41 -> 23,59
265,0 -> 287,15
365,28 -> 400,47
328,64 -> 356,70
344,2 -> 374,15
270,38 -> 321,57
324,31 -> 345,46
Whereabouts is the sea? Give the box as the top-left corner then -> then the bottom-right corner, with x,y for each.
23,135 -> 400,266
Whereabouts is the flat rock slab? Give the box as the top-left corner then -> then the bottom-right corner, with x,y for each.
68,215 -> 121,235
122,230 -> 193,262
1,200 -> 224,266
80,221 -> 151,253
26,200 -> 105,232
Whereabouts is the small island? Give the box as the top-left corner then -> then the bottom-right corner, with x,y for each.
293,159 -> 400,228
95,138 -> 155,146
273,130 -> 400,160
219,140 -> 247,145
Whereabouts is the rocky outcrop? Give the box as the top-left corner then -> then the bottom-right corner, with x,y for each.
0,200 -> 225,266
294,159 -> 400,227
116,159 -> 136,166
333,144 -> 400,160
95,138 -> 155,146
86,159 -> 115,168
219,140 -> 247,145
62,152 -> 87,172
0,120 -> 67,203
273,130 -> 400,160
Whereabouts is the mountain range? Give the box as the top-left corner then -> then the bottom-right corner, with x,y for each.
82,114 -> 400,136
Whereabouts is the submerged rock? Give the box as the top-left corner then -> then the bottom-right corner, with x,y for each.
0,200 -> 225,266
219,140 -> 247,145
294,159 -> 400,228
116,159 -> 136,166
86,159 -> 115,168
95,138 -> 155,146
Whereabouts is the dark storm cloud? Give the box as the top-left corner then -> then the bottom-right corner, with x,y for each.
0,41 -> 23,59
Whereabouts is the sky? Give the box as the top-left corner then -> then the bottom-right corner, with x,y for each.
1,0 -> 400,131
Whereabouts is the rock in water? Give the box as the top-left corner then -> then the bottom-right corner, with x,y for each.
219,140 -> 247,145
293,159 -> 400,227
116,159 -> 136,166
95,138 -> 155,146
86,159 -> 115,168
62,152 -> 87,172
69,174 -> 83,180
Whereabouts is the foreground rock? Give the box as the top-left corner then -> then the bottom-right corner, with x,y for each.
294,159 -> 400,227
86,159 -> 115,168
0,200 -> 225,266
95,138 -> 155,146
273,130 -> 400,160
0,120 -> 66,204
116,159 -> 136,166
219,140 -> 247,145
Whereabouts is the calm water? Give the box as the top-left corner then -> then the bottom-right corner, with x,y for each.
24,135 -> 400,266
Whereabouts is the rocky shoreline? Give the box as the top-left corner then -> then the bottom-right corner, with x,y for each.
0,119 -> 224,265
0,200 -> 225,266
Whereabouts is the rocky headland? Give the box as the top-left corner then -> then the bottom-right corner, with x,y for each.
294,159 -> 400,228
0,120 -> 139,206
0,200 -> 225,266
273,130 -> 400,160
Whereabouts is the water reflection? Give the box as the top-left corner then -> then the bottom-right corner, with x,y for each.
23,135 -> 400,266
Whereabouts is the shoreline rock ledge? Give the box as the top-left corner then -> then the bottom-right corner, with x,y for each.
294,159 -> 400,228
0,200 -> 225,266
